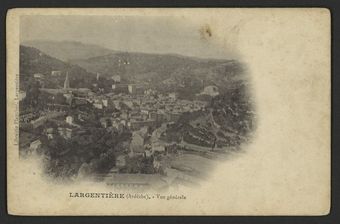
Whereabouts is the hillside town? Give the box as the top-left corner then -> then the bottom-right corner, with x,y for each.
19,69 -> 240,190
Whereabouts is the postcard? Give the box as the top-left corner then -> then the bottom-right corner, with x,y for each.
6,8 -> 330,215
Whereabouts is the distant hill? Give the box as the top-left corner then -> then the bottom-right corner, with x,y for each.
20,43 -> 250,97
21,40 -> 115,62
21,40 -> 247,96
20,45 -> 96,90
71,51 -> 247,98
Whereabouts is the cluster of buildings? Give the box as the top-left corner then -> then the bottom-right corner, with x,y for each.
20,69 -> 209,144
19,69 -> 217,187
96,89 -> 208,132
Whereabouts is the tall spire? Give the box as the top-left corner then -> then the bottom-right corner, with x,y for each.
64,72 -> 70,89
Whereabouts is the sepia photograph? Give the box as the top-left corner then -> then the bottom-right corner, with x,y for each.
6,8 -> 330,215
17,14 -> 255,190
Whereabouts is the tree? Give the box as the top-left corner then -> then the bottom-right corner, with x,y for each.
54,93 -> 67,105
48,135 -> 68,156
25,78 -> 41,108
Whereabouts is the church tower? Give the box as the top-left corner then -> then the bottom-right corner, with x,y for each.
64,72 -> 70,89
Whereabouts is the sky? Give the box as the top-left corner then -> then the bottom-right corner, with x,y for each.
20,15 -> 236,59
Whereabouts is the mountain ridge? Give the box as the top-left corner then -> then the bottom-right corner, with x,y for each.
20,43 -> 248,100
22,39 -> 233,62
22,40 -> 116,62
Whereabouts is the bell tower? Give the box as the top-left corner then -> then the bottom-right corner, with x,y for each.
64,72 -> 70,89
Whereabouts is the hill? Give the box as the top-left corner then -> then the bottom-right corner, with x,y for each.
21,40 -> 115,62
71,51 -> 247,99
20,45 -> 96,90
20,40 -> 248,98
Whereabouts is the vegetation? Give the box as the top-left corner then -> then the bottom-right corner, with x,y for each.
20,45 -> 96,91
38,124 -> 132,181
